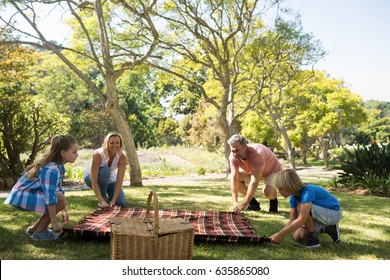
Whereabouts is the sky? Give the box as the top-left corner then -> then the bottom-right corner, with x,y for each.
3,0 -> 390,103
284,0 -> 390,102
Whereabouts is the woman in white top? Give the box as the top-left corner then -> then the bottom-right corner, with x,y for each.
84,132 -> 127,207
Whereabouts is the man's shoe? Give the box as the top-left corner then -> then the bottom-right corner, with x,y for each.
269,198 -> 278,213
247,203 -> 261,211
31,229 -> 58,241
324,224 -> 341,243
295,233 -> 321,248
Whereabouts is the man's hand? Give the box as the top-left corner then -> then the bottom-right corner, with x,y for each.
233,202 -> 248,214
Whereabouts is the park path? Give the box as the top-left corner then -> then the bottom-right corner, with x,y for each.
0,166 -> 341,198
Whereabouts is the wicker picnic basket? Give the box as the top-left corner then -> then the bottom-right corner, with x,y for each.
109,190 -> 195,260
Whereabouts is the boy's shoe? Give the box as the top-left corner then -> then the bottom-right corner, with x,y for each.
295,233 -> 321,248
269,198 -> 278,213
324,224 -> 341,244
31,229 -> 58,241
25,226 -> 34,236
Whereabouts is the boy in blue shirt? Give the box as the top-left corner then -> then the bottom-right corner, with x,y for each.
270,169 -> 342,248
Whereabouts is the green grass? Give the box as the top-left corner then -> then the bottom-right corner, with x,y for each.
1,177 -> 389,260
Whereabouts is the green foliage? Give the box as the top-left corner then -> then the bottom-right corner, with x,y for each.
339,143 -> 390,193
327,176 -> 341,189
357,100 -> 390,144
117,68 -> 181,147
197,167 -> 206,176
0,45 -> 70,176
28,52 -> 115,148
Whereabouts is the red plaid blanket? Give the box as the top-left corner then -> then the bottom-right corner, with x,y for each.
63,206 -> 270,243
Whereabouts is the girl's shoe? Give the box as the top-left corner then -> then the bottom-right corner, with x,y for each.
31,229 -> 58,241
25,226 -> 34,236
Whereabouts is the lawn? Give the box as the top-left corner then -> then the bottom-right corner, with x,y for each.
1,175 -> 389,260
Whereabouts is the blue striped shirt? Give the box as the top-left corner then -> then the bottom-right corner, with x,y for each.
4,163 -> 65,214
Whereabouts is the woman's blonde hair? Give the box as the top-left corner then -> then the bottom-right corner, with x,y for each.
26,135 -> 77,180
101,131 -> 123,158
273,169 -> 305,194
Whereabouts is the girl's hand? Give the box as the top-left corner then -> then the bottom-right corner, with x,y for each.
52,222 -> 63,236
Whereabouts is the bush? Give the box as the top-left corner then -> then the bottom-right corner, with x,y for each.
339,143 -> 390,193
197,167 -> 206,176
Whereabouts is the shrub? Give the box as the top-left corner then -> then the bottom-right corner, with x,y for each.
339,143 -> 390,192
197,167 -> 206,176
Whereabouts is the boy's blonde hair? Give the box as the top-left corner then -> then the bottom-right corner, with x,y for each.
101,131 -> 123,158
273,169 -> 305,193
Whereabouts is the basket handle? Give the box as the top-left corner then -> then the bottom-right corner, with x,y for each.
145,190 -> 159,236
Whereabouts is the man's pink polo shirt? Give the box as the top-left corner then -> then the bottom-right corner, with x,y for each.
229,144 -> 282,176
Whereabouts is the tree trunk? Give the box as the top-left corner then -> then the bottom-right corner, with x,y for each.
105,78 -> 142,186
105,105 -> 142,186
280,129 -> 296,169
319,137 -> 329,169
301,148 -> 307,165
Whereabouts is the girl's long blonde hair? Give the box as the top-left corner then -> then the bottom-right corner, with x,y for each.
101,132 -> 124,158
26,135 -> 77,180
273,169 -> 306,194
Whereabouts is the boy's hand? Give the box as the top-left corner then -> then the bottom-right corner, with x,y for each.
270,232 -> 284,244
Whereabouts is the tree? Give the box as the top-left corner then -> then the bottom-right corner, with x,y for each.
301,71 -> 368,168
149,0 -> 324,172
0,44 -> 69,177
28,51 -> 116,148
1,0 -> 160,185
244,18 -> 325,169
358,100 -> 390,144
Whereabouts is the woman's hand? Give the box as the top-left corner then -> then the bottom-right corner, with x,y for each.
99,200 -> 109,208
62,209 -> 69,224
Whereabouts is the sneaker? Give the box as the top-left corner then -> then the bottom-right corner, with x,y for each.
31,229 -> 58,241
324,224 -> 341,244
295,233 -> 321,248
25,226 -> 34,236
269,198 -> 278,213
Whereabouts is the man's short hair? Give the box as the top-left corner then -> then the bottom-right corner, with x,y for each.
227,134 -> 247,145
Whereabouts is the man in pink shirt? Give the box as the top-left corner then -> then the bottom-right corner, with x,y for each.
228,134 -> 283,214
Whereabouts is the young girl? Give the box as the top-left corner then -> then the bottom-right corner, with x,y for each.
270,169 -> 342,248
4,135 -> 78,240
83,132 -> 127,208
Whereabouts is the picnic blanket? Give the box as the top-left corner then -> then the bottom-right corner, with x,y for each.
63,206 -> 270,243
